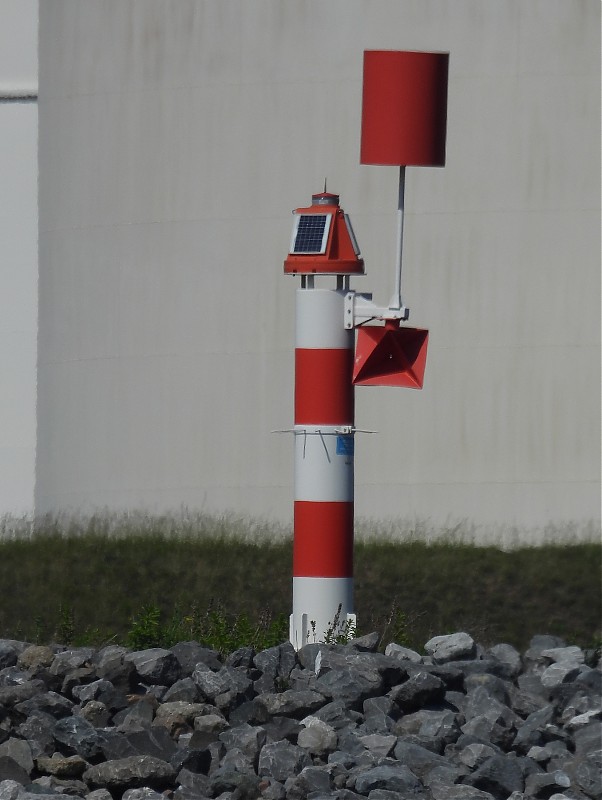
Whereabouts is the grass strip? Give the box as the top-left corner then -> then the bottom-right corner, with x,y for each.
0,517 -> 599,653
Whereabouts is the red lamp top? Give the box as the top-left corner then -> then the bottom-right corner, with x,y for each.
284,192 -> 364,276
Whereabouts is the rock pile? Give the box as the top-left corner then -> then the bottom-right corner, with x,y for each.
0,632 -> 600,800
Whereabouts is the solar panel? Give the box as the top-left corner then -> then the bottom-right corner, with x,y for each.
290,213 -> 331,254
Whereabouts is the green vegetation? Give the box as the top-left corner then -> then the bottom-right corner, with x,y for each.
0,513 -> 599,655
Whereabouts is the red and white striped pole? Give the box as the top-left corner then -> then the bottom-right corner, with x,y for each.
292,286 -> 355,647
284,192 -> 364,648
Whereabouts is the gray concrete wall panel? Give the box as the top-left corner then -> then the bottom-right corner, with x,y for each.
0,0 -> 38,518
36,1 -> 601,540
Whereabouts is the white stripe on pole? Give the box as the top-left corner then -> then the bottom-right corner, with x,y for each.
290,576 -> 355,650
296,288 -> 353,349
294,426 -> 353,502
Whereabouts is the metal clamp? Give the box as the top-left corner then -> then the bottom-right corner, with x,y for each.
344,291 -> 409,329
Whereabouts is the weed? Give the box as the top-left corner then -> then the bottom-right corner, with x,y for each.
56,604 -> 76,645
127,603 -> 162,650
323,605 -> 357,645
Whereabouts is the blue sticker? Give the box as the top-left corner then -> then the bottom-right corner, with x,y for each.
336,435 -> 354,456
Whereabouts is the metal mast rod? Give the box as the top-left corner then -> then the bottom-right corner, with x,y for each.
389,165 -> 406,310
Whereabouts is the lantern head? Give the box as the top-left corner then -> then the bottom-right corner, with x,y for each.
284,192 -> 364,276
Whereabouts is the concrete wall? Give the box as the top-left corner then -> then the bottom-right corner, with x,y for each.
36,0 -> 600,541
0,0 -> 38,518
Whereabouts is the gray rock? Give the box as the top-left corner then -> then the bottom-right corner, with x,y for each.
254,642 -> 296,680
219,723 -> 266,767
457,742 -> 499,769
363,792 -> 406,800
174,767 -> 210,795
541,646 -> 585,665
92,647 -> 136,690
0,757 -> 30,786
423,762 -> 469,790
487,643 -> 523,679
0,741 -> 33,777
114,699 -> 156,731
390,671 -> 445,712
310,699 -> 363,731
430,783 -> 496,799
169,642 -> 222,675
0,645 -> 20,672
463,753 -> 524,799
461,714 -> 516,750
85,789 -> 113,800
36,753 -> 88,778
0,780 -> 23,800
525,769 -> 571,797
193,713 -> 229,735
15,712 -> 56,758
255,690 -> 325,719
170,741 -> 212,775
208,767 -> 260,798
315,664 -> 383,710
257,740 -> 311,782
465,686 -> 521,730
354,763 -> 423,795
0,682 -> 44,709
464,673 -> 513,706
425,633 -> 477,663
358,733 -> 396,758
101,726 -> 177,762
53,714 -> 105,759
572,721 -> 602,756
524,636 -> 568,672
568,749 -> 602,799
384,643 -> 423,663
220,745 -> 255,775
392,740 -> 451,780
192,664 -> 252,705
362,695 -> 398,734
152,701 -> 205,735
284,765 -> 333,798
297,717 -> 338,756
83,756 -> 176,791
225,646 -> 255,669
129,649 -> 181,686
513,705 -> 556,754
31,774 -> 89,795
162,677 -> 199,703
17,647 -> 55,672
122,789 -> 165,800
394,707 -> 462,746
541,662 -> 582,688
77,699 -> 111,728
346,632 -> 380,652
72,679 -> 127,711
49,649 -> 95,677
261,716 -> 302,745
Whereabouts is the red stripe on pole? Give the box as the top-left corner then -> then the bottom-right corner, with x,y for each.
295,348 -> 354,425
293,500 -> 353,577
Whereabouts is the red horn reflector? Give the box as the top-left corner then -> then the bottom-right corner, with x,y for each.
353,323 -> 428,388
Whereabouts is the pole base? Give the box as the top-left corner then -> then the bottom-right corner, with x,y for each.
290,576 -> 355,650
